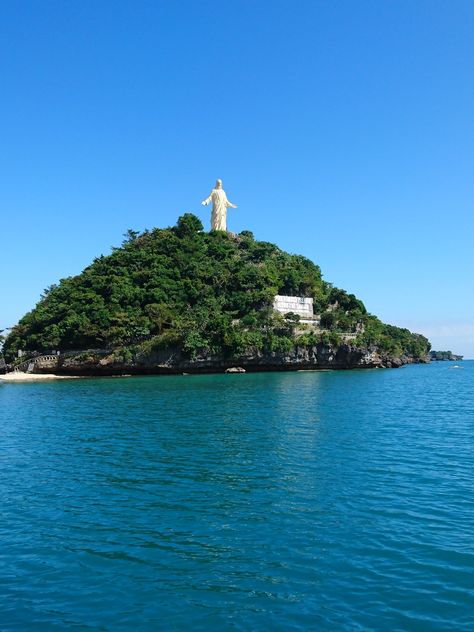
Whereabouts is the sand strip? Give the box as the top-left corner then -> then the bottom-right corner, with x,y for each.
0,372 -> 79,382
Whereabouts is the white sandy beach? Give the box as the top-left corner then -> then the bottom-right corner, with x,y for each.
0,372 -> 78,382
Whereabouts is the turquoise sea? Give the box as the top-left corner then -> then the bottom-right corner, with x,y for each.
1,362 -> 473,631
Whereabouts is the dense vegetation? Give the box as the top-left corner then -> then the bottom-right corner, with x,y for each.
3,214 -> 430,362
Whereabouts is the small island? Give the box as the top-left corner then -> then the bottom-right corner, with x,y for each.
2,214 -> 431,375
429,350 -> 463,361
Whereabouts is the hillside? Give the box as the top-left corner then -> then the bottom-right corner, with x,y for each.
3,214 -> 430,370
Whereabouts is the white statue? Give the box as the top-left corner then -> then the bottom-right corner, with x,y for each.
201,179 -> 237,231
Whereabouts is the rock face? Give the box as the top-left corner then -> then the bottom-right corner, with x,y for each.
28,344 -> 429,376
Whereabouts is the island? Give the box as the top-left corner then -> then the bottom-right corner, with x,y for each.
2,214 -> 431,375
429,350 -> 463,361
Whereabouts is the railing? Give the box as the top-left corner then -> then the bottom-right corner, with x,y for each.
10,359 -> 33,373
35,355 -> 60,363
8,354 -> 60,374
6,349 -> 110,374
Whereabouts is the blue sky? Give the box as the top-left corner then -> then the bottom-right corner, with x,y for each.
1,1 -> 473,356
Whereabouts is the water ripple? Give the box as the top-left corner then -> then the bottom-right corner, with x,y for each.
1,362 -> 473,630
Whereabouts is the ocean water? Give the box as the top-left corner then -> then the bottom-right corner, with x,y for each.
0,362 -> 473,631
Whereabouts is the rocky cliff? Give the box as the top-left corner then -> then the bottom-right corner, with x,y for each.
25,344 -> 429,376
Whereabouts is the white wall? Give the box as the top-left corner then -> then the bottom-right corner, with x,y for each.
273,295 -> 313,317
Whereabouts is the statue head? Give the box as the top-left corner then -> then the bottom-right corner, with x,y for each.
215,179 -> 222,189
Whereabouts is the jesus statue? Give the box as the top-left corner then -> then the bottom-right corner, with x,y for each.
201,179 -> 237,232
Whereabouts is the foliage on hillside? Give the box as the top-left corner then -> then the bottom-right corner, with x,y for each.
3,214 -> 430,362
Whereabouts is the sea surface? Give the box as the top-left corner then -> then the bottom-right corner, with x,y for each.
1,362 -> 473,631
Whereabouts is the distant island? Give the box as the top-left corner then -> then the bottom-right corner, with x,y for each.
2,214 -> 431,375
429,350 -> 463,361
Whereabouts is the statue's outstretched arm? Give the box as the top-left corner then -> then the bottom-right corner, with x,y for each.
224,195 -> 237,208
201,193 -> 212,206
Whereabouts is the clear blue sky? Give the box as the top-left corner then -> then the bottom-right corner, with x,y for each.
1,1 -> 473,356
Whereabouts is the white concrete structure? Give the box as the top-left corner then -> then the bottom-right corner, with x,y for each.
201,179 -> 237,231
273,295 -> 314,318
